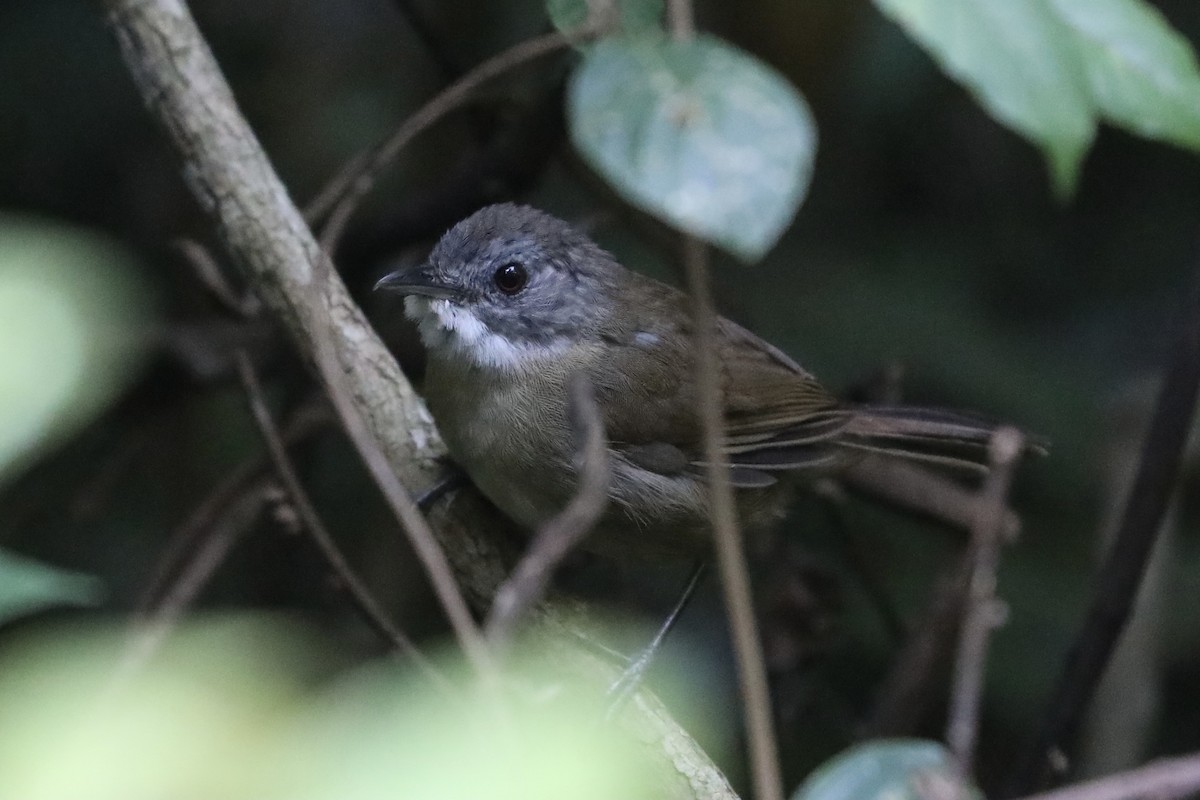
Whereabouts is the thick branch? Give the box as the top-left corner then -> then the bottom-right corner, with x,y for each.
106,0 -> 440,485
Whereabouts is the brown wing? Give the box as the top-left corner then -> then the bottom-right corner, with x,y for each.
715,318 -> 850,475
585,275 -> 849,486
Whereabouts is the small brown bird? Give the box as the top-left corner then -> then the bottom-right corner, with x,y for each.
377,204 -> 1013,559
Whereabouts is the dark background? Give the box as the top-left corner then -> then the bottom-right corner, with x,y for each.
2,0 -> 1199,793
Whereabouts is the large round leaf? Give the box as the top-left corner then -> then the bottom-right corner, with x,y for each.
568,35 -> 816,262
792,740 -> 981,800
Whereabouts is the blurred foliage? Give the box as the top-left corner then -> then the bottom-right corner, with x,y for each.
0,216 -> 151,484
1,0 -> 1200,796
0,547 -> 102,625
791,739 -> 980,800
875,0 -> 1200,196
0,615 -> 665,800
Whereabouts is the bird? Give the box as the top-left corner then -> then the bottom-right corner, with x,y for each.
376,203 -> 1022,560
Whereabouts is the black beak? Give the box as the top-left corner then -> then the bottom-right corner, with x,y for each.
373,264 -> 461,299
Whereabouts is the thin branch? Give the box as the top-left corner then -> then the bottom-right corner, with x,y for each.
118,474 -> 272,680
338,86 -> 566,269
812,480 -> 906,644
171,237 -> 258,317
841,455 -> 1020,538
1009,259 -> 1200,796
666,0 -> 696,41
307,24 -> 602,252
1015,752 -> 1200,800
485,374 -> 610,648
606,560 -> 707,718
862,547 -> 974,738
234,352 -> 444,684
683,235 -> 783,800
134,402 -> 328,613
945,427 -> 1024,773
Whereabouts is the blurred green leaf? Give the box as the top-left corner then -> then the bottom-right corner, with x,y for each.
546,0 -> 664,38
279,661 -> 660,800
0,548 -> 102,625
0,618 -> 666,800
1053,0 -> 1200,150
874,0 -> 1200,197
568,35 -> 816,262
0,616 -> 319,800
792,739 -> 981,800
0,216 -> 151,484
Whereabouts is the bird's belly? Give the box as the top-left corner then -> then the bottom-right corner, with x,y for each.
423,356 -> 791,560
424,357 -> 576,529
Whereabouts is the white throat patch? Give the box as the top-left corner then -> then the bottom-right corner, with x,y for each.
404,296 -> 568,371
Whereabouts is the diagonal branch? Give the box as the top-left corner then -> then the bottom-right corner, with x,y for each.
485,374 -> 610,649
307,24 -> 602,253
234,352 -> 445,686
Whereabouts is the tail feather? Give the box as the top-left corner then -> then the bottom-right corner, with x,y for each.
712,405 -> 1043,482
838,405 -> 1041,473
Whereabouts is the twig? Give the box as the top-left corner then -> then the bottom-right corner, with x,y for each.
307,24 -> 602,252
667,0 -> 696,41
1009,260 -> 1200,796
338,86 -> 567,270
134,402 -> 328,613
945,427 -> 1024,774
171,238 -> 258,317
485,374 -> 610,648
606,560 -> 707,718
862,547 -> 974,738
841,455 -> 1020,538
234,352 -> 443,683
812,480 -> 906,644
1015,752 -> 1200,800
119,474 -> 272,680
683,235 -> 783,800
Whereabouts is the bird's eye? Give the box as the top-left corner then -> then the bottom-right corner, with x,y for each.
493,261 -> 528,295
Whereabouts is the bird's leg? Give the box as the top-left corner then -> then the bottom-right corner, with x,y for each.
415,462 -> 469,511
606,559 -> 708,718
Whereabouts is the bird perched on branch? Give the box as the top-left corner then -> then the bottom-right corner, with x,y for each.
377,203 -> 1030,559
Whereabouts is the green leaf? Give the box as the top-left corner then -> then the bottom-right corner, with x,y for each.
874,0 -> 1200,197
0,216 -> 151,484
0,618 -> 665,800
568,35 -> 817,262
873,0 -> 1093,196
1051,0 -> 1200,151
0,548 -> 102,626
547,0 -> 664,38
792,740 -> 982,800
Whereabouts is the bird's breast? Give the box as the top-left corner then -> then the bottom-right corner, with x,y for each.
423,352 -> 577,528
